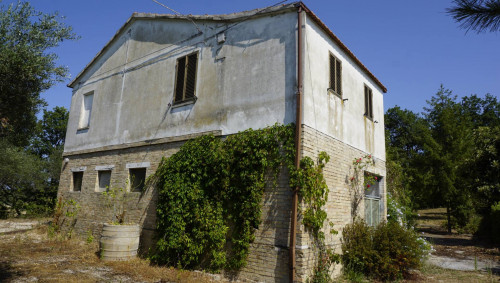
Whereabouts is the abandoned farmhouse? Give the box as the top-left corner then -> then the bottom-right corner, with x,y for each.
57,2 -> 387,282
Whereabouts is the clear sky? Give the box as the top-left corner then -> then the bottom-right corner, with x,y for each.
5,0 -> 499,114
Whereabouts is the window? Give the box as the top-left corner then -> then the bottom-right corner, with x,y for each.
129,168 -> 146,192
365,174 -> 381,227
96,170 -> 111,192
364,85 -> 373,119
72,172 -> 83,192
174,52 -> 198,104
78,92 -> 94,129
328,53 -> 342,97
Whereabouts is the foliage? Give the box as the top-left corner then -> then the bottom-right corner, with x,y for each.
102,186 -> 134,225
292,152 -> 330,238
490,202 -> 500,245
291,151 -> 340,282
447,0 -> 500,33
151,124 -> 294,271
0,1 -> 77,147
49,197 -> 80,239
347,154 -> 376,219
341,219 -> 430,281
387,192 -> 416,229
0,0 -> 73,218
0,139 -> 46,216
385,87 -> 499,235
0,107 -> 68,217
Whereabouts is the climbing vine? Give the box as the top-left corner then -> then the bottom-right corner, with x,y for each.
291,152 -> 340,282
348,154 -> 376,219
152,123 -> 339,278
151,124 -> 295,271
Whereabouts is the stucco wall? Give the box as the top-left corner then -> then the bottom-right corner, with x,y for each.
302,14 -> 386,162
65,11 -> 297,154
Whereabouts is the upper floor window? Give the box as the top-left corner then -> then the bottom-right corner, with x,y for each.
78,92 -> 94,129
174,52 -> 198,105
364,85 -> 373,119
328,53 -> 342,97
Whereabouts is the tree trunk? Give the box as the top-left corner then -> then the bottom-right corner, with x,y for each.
446,205 -> 452,234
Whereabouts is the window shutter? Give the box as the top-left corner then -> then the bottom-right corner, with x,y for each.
329,54 -> 335,91
185,53 -> 198,100
175,57 -> 186,102
336,59 -> 342,95
368,89 -> 373,118
364,86 -> 369,116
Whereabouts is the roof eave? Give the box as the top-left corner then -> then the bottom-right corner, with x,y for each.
295,2 -> 387,93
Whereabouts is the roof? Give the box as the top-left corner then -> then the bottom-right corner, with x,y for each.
68,2 -> 387,93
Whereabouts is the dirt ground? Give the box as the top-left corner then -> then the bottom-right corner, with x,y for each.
0,219 -> 224,283
416,208 -> 500,282
1,214 -> 499,282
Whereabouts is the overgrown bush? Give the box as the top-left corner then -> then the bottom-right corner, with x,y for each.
387,193 -> 416,229
151,124 -> 295,271
341,219 -> 430,281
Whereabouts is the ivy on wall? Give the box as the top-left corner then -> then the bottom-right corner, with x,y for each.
151,124 -> 295,271
151,123 -> 336,276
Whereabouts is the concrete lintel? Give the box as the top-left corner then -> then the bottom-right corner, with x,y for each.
126,162 -> 150,169
95,165 -> 115,171
70,166 -> 87,172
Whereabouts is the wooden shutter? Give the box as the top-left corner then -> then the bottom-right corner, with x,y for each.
335,59 -> 342,95
329,54 -> 335,91
185,53 -> 198,100
174,56 -> 186,102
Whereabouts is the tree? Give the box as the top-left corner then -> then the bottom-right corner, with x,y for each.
447,0 -> 500,33
0,139 -> 46,216
423,86 -> 474,233
0,1 -> 76,146
385,106 -> 433,207
0,107 -> 68,217
30,106 -> 69,158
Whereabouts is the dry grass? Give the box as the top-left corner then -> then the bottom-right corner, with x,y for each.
2,217 -> 499,282
419,263 -> 498,283
0,223 -> 225,283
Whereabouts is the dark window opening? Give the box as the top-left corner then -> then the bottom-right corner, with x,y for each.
364,85 -> 373,119
174,52 -> 198,104
329,53 -> 342,97
73,172 -> 83,192
97,170 -> 111,192
130,168 -> 146,192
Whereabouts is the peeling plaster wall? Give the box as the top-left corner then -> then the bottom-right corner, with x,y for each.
65,12 -> 297,153
302,15 -> 386,162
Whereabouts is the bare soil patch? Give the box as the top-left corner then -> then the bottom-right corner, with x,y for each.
0,220 -> 224,283
415,208 -> 500,281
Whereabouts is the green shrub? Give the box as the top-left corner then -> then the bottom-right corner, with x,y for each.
341,219 -> 430,281
341,219 -> 376,275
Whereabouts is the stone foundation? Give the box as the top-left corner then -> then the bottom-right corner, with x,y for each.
57,126 -> 386,282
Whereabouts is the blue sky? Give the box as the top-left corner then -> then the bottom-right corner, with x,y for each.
5,0 -> 499,114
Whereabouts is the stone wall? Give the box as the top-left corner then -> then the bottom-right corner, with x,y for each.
57,125 -> 386,282
295,125 -> 387,281
57,132 -> 293,282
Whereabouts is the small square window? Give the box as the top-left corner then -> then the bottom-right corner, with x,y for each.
72,172 -> 83,192
174,52 -> 198,105
96,170 -> 111,192
364,85 -> 373,119
129,168 -> 146,192
328,53 -> 342,97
